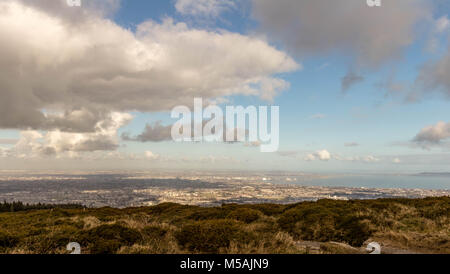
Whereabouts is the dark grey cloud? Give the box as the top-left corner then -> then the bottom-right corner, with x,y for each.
416,47 -> 450,99
341,72 -> 364,92
251,0 -> 430,67
122,122 -> 172,142
122,119 -> 249,143
375,72 -> 407,99
39,146 -> 57,156
73,138 -> 119,152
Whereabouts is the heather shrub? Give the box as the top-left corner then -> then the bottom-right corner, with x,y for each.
142,225 -> 168,239
187,207 -> 228,221
247,204 -> 286,216
89,207 -> 122,221
336,217 -> 373,246
0,230 -> 19,250
90,239 -> 122,254
278,200 -> 373,246
175,219 -> 250,253
79,224 -> 142,254
30,225 -> 80,253
227,208 -> 260,223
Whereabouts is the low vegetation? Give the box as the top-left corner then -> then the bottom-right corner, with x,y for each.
0,201 -> 84,213
0,197 -> 448,254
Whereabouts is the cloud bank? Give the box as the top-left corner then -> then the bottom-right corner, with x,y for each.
251,0 -> 430,67
0,0 -> 297,156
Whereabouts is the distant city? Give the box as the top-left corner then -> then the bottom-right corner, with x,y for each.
0,171 -> 448,208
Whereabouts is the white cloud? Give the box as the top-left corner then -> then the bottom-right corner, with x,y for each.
344,142 -> 359,147
199,155 -> 236,164
304,154 -> 316,161
145,151 -> 160,160
305,149 -> 331,161
434,16 -> 450,33
412,121 -> 450,149
175,0 -> 236,17
0,1 -> 298,133
362,155 -> 380,163
7,112 -> 132,158
0,138 -> 18,145
0,147 -> 8,157
316,150 -> 331,161
14,0 -> 122,20
333,154 -> 380,163
277,150 -> 298,157
393,158 -> 401,164
244,140 -> 261,147
309,113 -> 326,119
316,63 -> 330,71
426,16 -> 450,53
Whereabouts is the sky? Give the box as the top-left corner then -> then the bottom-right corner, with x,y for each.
1,0 -> 450,173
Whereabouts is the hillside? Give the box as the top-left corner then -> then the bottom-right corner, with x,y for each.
0,197 -> 449,254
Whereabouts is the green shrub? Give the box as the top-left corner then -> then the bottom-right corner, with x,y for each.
187,208 -> 228,221
0,231 -> 19,249
175,220 -> 249,253
89,239 -> 122,254
79,224 -> 142,254
142,225 -> 168,239
89,207 -> 122,221
277,202 -> 373,246
227,208 -> 260,223
147,203 -> 194,216
336,217 -> 373,246
28,226 -> 80,253
246,204 -> 287,216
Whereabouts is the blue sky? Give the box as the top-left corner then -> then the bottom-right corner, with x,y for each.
1,0 -> 450,173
